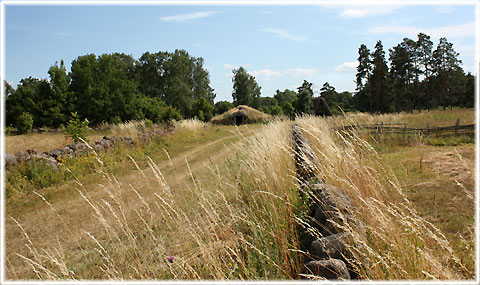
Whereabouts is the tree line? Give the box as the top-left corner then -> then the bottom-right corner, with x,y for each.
220,67 -> 357,118
355,33 -> 474,113
6,49 -> 217,129
5,34 -> 475,131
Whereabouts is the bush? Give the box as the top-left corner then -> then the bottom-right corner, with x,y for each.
66,112 -> 89,143
16,112 -> 33,134
159,106 -> 183,123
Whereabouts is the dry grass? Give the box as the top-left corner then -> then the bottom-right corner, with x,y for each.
7,119 -> 300,280
296,114 -> 473,280
5,132 -> 105,154
174,118 -> 207,133
336,108 -> 474,128
6,109 -> 475,281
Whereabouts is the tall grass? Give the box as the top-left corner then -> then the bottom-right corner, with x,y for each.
9,112 -> 474,280
11,119 -> 301,280
108,119 -> 154,139
174,118 -> 206,133
336,108 -> 474,128
296,115 -> 472,280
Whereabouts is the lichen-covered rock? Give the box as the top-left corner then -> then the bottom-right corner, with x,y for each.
292,124 -> 317,182
93,144 -> 105,152
310,233 -> 349,260
49,148 -> 65,159
31,153 -> 58,170
101,139 -> 113,149
302,259 -> 350,280
4,153 -> 17,169
15,152 -> 30,163
68,142 -> 87,152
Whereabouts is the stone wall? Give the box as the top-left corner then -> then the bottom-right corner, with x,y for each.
4,129 -> 171,171
292,124 -> 363,280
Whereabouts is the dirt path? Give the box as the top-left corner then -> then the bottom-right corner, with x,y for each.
5,126 -> 257,279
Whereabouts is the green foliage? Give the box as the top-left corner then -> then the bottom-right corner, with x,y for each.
136,50 -> 215,117
425,135 -> 474,146
232,67 -> 261,107
143,119 -> 154,129
356,33 -> 473,113
192,97 -> 214,121
66,112 -> 89,143
270,105 -> 283,116
294,81 -> 313,114
16,112 -> 33,134
159,106 -> 183,123
281,102 -> 295,118
274,89 -> 297,107
214,101 -> 234,115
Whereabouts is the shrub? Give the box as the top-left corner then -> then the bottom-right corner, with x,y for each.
66,112 -> 89,143
16,112 -> 33,134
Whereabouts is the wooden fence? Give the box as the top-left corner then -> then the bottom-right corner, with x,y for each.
339,119 -> 475,136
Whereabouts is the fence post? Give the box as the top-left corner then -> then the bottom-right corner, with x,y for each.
455,119 -> 460,135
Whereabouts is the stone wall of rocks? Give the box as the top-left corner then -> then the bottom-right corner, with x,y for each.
4,129 -> 170,171
292,124 -> 363,280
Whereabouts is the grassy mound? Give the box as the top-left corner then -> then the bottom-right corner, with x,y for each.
211,105 -> 272,125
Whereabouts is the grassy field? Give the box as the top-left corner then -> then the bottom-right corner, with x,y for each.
4,108 -> 475,280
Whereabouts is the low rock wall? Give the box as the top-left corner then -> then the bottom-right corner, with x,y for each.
4,129 -> 171,171
292,124 -> 363,280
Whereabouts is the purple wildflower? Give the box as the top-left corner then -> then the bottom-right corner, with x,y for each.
167,256 -> 174,263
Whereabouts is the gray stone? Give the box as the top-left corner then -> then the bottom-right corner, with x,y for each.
61,147 -> 73,154
101,139 -> 113,149
93,144 -> 104,152
50,148 -> 64,159
68,142 -> 87,152
302,259 -> 350,280
292,124 -> 317,182
310,233 -> 349,260
31,154 -> 58,170
15,152 -> 31,163
4,153 -> 17,168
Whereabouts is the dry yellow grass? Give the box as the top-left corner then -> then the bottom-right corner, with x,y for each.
5,109 -> 475,280
334,108 -> 474,128
5,132 -> 104,154
296,114 -> 473,280
6,120 -> 300,280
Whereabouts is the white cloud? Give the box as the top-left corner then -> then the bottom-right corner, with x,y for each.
334,61 -> 358,73
159,11 -> 216,23
262,28 -> 308,42
369,22 -> 475,40
224,66 -> 319,79
250,69 -> 282,77
285,68 -> 319,78
340,6 -> 397,18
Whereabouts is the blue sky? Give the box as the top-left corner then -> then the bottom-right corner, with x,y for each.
4,2 -> 477,103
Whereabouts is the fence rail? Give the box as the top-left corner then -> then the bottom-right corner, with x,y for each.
339,119 -> 475,136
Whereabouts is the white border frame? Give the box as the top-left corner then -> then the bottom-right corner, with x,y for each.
0,1 -> 478,284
